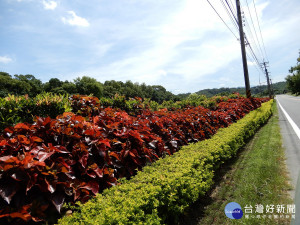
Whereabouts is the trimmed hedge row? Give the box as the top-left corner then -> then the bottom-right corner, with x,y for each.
59,100 -> 273,225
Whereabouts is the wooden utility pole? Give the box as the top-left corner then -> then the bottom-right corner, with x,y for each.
262,61 -> 273,98
236,0 -> 251,98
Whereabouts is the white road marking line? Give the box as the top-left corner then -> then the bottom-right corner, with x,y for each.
277,99 -> 300,140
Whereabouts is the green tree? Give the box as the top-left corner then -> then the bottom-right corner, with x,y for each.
151,85 -> 173,103
44,78 -> 63,93
0,72 -> 31,97
74,76 -> 103,98
285,57 -> 300,95
62,81 -> 77,94
14,74 -> 43,96
103,80 -> 122,97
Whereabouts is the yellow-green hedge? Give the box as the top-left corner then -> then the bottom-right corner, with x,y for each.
59,100 -> 273,225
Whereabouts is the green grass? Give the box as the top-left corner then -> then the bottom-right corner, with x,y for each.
182,102 -> 293,225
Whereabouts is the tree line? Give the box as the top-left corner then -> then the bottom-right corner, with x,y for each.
0,72 -> 179,103
0,71 -> 289,102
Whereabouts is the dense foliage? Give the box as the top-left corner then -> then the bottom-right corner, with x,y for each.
0,73 -> 43,97
0,95 -> 269,223
0,92 -> 241,133
59,100 -> 273,225
0,72 -> 178,103
0,93 -> 71,131
0,93 -> 228,132
285,56 -> 300,95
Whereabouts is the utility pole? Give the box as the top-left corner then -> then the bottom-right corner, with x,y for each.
236,0 -> 251,98
262,61 -> 273,98
270,78 -> 274,97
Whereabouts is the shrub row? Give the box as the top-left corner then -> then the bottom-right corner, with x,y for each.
0,97 -> 269,223
70,94 -> 268,118
0,93 -> 71,131
59,100 -> 273,225
0,92 -> 258,133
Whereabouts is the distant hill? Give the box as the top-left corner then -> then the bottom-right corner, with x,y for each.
191,81 -> 287,98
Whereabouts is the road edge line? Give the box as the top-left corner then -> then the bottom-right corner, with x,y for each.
277,99 -> 300,140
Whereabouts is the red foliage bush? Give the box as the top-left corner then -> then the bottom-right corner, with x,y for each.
0,96 -> 269,223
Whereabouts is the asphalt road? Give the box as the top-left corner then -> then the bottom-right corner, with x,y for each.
276,94 -> 300,199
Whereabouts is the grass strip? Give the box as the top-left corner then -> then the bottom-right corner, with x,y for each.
188,101 -> 293,225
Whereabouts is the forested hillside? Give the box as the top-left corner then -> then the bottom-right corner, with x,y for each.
195,81 -> 287,97
0,71 -> 286,101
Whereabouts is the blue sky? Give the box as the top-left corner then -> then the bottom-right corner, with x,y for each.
0,0 -> 299,94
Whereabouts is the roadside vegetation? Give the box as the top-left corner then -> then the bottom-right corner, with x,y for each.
0,94 -> 270,224
181,102 -> 293,225
58,100 -> 273,225
285,55 -> 300,96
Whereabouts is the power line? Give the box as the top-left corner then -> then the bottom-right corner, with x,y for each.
252,0 -> 269,61
235,1 -> 264,65
238,1 -> 266,80
224,0 -> 239,25
244,0 -> 265,60
245,35 -> 263,71
220,0 -> 239,32
228,0 -> 236,13
243,13 -> 263,62
244,40 -> 265,89
206,0 -> 267,94
230,1 -> 265,66
206,0 -> 239,39
246,50 -> 263,76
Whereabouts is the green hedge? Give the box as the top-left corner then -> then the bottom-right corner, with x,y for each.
59,100 -> 273,225
0,93 -> 71,131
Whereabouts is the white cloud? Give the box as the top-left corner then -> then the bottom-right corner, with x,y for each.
54,0 -> 278,92
14,0 -> 33,2
7,0 -> 297,92
64,0 -> 244,89
93,0 -> 239,81
0,56 -> 13,64
42,0 -> 57,10
62,11 -> 90,27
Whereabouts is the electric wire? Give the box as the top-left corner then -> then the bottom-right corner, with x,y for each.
228,0 -> 236,13
251,0 -> 272,90
245,35 -> 263,71
243,13 -> 263,63
224,0 -> 239,25
225,0 -> 265,69
206,0 -> 268,87
224,0 -> 261,66
238,0 -> 268,87
245,48 -> 265,87
252,0 -> 269,61
220,0 -> 239,32
245,49 -> 264,86
206,0 -> 239,39
244,0 -> 265,60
